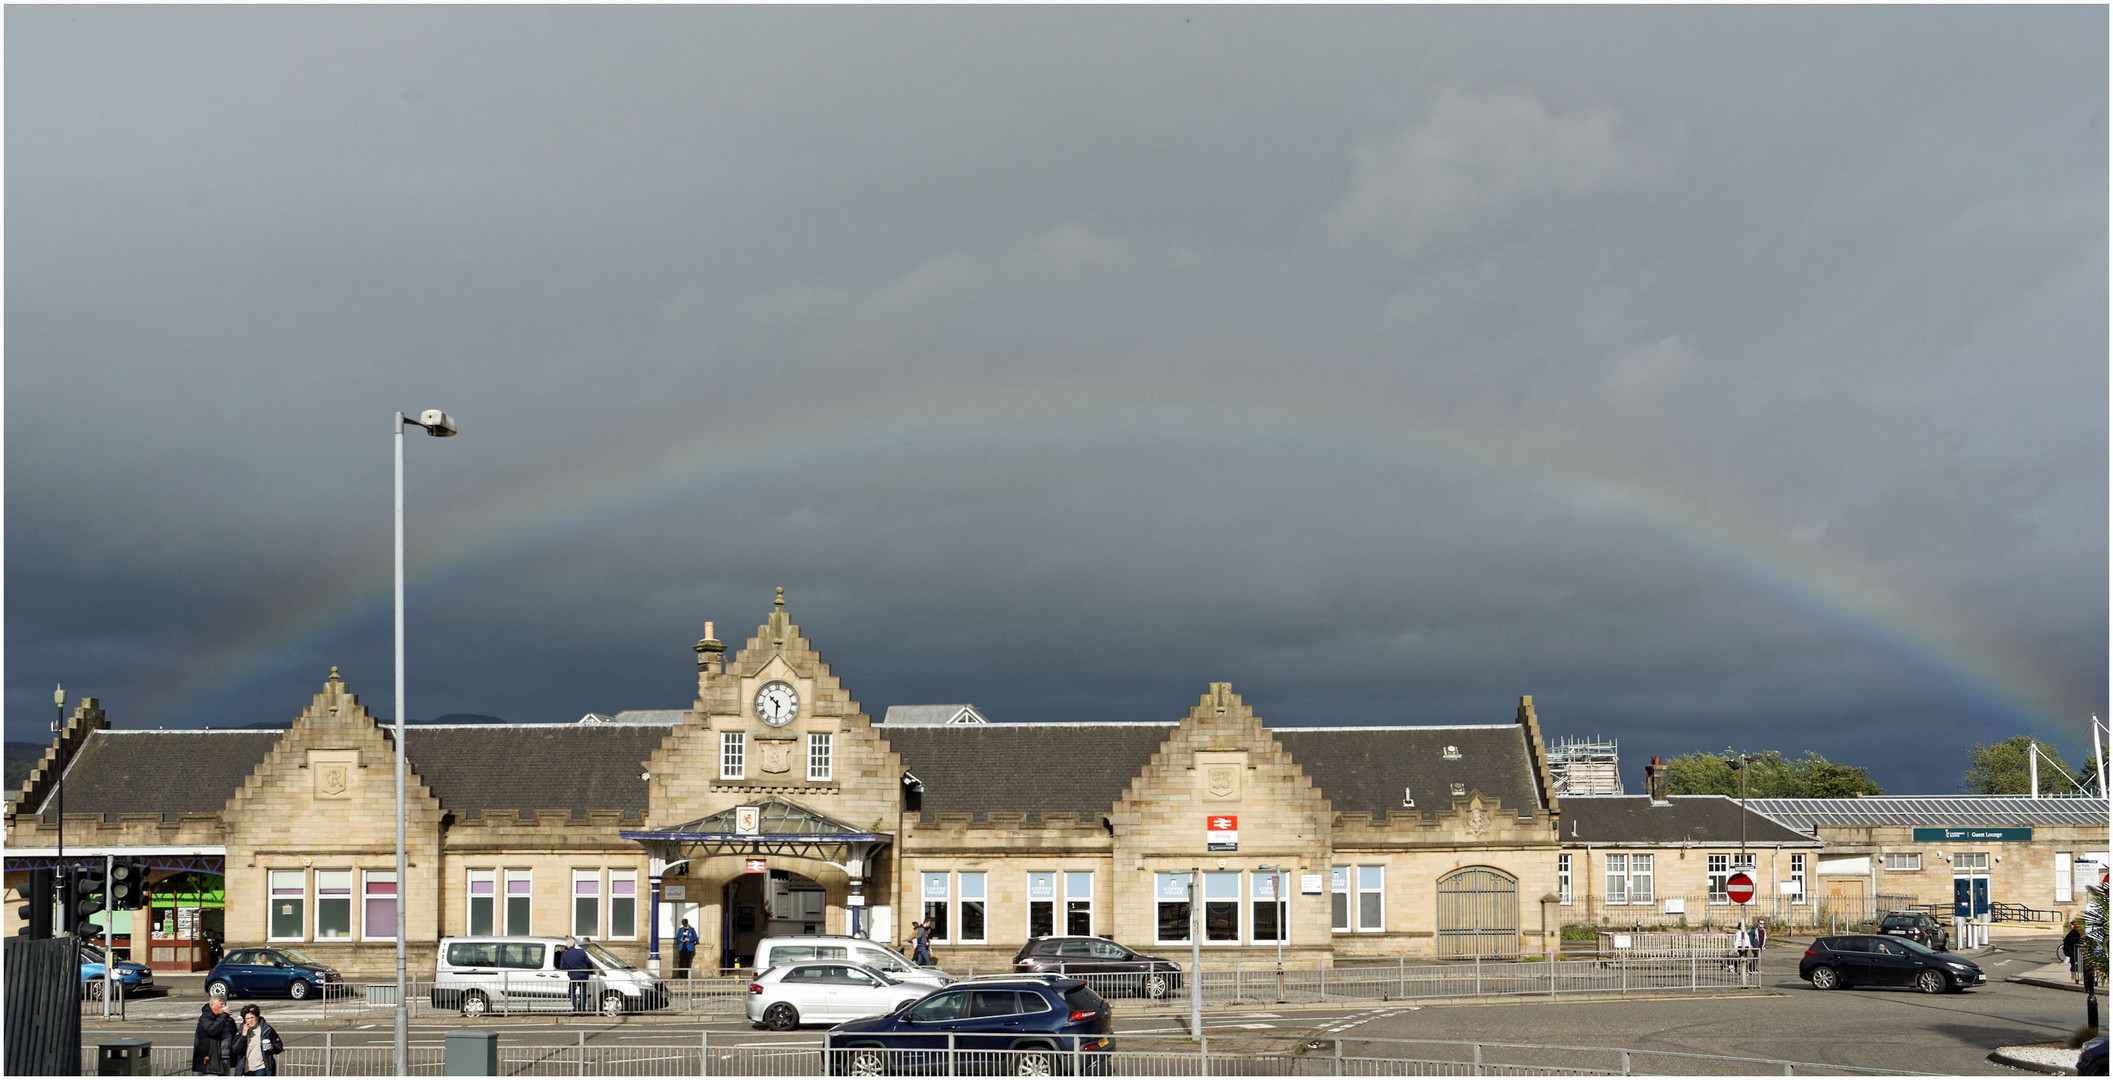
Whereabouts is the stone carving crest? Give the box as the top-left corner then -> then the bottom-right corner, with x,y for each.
1462,794 -> 1491,839
759,740 -> 797,775
318,765 -> 349,798
1205,765 -> 1238,800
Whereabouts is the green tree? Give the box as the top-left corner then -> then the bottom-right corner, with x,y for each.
1664,749 -> 1882,797
1964,735 -> 2090,794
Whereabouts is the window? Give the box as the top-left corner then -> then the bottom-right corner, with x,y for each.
1707,853 -> 1754,904
268,870 -> 305,940
468,870 -> 496,936
1064,872 -> 1093,936
316,870 -> 352,939
1357,866 -> 1385,931
1955,852 -> 1989,872
1630,854 -> 1653,903
1605,854 -> 1629,905
505,869 -> 532,934
918,872 -> 951,942
1204,872 -> 1241,942
1557,854 -> 1573,906
721,732 -> 746,780
1028,873 -> 1055,938
609,871 -> 637,939
1790,854 -> 1806,905
808,733 -> 833,781
1156,872 -> 1193,943
573,871 -> 600,937
363,871 -> 398,941
1330,866 -> 1351,932
1252,871 -> 1285,942
958,872 -> 987,944
1883,853 -> 1921,872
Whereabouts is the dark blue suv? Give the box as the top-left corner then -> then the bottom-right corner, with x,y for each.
825,976 -> 1113,1075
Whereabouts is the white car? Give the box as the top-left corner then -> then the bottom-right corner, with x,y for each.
746,961 -> 930,1030
752,936 -> 954,988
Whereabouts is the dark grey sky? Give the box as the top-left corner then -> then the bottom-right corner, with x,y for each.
7,7 -> 2105,793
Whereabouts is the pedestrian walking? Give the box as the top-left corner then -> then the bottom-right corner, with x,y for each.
558,937 -> 595,1012
912,920 -> 934,967
2063,920 -> 2084,983
675,918 -> 698,975
233,1004 -> 283,1076
192,993 -> 237,1075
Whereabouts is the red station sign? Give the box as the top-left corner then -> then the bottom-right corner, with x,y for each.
1725,871 -> 1756,905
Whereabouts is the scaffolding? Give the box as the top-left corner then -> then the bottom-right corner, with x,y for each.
1549,736 -> 1623,796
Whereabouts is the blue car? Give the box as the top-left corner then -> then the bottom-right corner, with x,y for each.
204,946 -> 343,1000
825,976 -> 1114,1075
78,943 -> 155,997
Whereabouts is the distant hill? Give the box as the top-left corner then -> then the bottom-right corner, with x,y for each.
4,741 -> 46,792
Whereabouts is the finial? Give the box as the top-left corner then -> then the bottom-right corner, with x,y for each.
328,666 -> 342,686
775,586 -> 785,609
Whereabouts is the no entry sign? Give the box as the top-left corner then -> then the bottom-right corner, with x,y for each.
1726,871 -> 1756,905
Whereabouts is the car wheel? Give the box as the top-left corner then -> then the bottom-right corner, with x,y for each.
1808,966 -> 1841,990
849,1047 -> 888,1076
288,979 -> 311,1001
460,990 -> 489,1019
1142,972 -> 1170,999
1916,969 -> 1948,995
600,990 -> 628,1017
206,979 -> 232,998
764,1002 -> 800,1031
1014,1047 -> 1057,1076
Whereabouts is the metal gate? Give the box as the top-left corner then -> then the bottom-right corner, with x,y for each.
1436,867 -> 1518,958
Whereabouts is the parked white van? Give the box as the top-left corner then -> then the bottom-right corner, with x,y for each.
431,937 -> 668,1018
751,936 -> 954,988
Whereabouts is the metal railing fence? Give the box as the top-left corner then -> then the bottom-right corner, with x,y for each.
1559,893 -> 1914,932
103,1032 -> 1942,1076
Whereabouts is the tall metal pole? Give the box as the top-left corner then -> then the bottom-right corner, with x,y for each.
393,413 -> 409,1076
53,684 -> 64,906
103,853 -> 115,1019
1188,868 -> 1203,1040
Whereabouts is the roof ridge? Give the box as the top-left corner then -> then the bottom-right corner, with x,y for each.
1275,724 -> 1513,732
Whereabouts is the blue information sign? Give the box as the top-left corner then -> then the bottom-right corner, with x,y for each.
1911,826 -> 2032,842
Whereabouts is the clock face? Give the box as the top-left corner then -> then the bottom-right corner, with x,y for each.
754,681 -> 800,727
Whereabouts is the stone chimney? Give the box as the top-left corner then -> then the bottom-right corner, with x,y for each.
1645,755 -> 1669,804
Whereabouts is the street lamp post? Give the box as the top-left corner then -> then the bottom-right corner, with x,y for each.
53,684 -> 64,898
1258,864 -> 1286,1002
394,409 -> 456,1076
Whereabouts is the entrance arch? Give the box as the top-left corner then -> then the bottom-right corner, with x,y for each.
724,868 -> 826,968
1436,867 -> 1518,958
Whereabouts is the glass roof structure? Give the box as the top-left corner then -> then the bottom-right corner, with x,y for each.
1746,795 -> 2109,832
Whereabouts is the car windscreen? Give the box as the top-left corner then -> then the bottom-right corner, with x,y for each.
584,942 -> 634,970
276,948 -> 323,967
1893,936 -> 1938,955
1879,917 -> 1914,928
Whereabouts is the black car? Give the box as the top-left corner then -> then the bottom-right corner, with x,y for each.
1799,935 -> 1984,994
1012,937 -> 1181,999
825,977 -> 1114,1075
2077,1036 -> 2107,1077
1876,910 -> 1949,951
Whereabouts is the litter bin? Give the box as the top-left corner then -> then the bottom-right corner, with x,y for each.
97,1038 -> 151,1076
444,1030 -> 499,1076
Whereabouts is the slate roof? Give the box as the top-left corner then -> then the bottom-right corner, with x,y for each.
1559,795 -> 1820,845
405,724 -> 672,821
883,723 -> 1175,822
1274,725 -> 1543,819
882,705 -> 987,726
32,731 -> 280,822
1744,796 -> 2112,830
609,710 -> 689,725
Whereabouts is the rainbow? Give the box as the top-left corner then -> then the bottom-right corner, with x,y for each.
145,383 -> 2095,748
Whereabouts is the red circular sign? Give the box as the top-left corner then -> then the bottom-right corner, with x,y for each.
1726,872 -> 1756,904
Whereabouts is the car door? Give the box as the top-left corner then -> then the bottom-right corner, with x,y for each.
221,950 -> 264,995
775,964 -> 830,1021
1864,938 -> 1916,986
894,988 -> 973,1073
256,951 -> 297,995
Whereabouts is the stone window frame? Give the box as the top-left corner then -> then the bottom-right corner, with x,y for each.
956,872 -> 988,945
1629,854 -> 1654,903
1882,852 -> 1921,873
1329,866 -> 1351,932
1605,854 -> 1630,905
504,869 -> 533,935
1355,865 -> 1385,932
1026,872 -> 1056,939
1062,871 -> 1094,937
467,868 -> 497,937
267,869 -> 306,942
608,869 -> 638,939
807,733 -> 833,782
1202,871 -> 1243,945
573,869 -> 601,938
1707,852 -> 1754,905
315,868 -> 354,939
1250,870 -> 1287,943
1154,871 -> 1194,946
920,871 -> 951,944
362,869 -> 399,942
1557,854 -> 1572,906
1790,853 -> 1807,905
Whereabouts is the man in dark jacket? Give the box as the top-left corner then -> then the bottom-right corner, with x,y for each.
193,995 -> 237,1074
558,938 -> 594,1013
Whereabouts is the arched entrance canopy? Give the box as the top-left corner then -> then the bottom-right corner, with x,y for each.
621,796 -> 891,875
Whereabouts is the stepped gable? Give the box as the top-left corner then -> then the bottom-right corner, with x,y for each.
1561,795 -> 1819,845
8,695 -> 113,822
1276,723 -> 1540,820
221,667 -> 444,829
410,724 -> 670,821
33,730 -> 280,823
1110,682 -> 1333,848
884,722 -> 1177,823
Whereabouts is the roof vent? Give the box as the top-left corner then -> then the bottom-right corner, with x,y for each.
1450,782 -> 1467,797
1401,786 -> 1415,807
1442,745 -> 1462,760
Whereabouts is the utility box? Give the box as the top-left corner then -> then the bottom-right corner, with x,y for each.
96,1038 -> 152,1076
444,1030 -> 499,1076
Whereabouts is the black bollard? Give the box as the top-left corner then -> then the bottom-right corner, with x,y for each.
2087,961 -> 2099,1032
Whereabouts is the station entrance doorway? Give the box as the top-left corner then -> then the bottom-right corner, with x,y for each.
724,869 -> 826,968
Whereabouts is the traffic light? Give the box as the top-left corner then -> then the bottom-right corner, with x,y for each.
64,865 -> 107,938
110,858 -> 151,911
15,868 -> 53,938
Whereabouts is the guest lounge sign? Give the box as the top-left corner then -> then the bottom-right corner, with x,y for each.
1911,826 -> 2033,842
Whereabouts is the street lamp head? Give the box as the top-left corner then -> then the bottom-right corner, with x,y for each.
416,410 -> 458,437
54,684 -> 65,706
